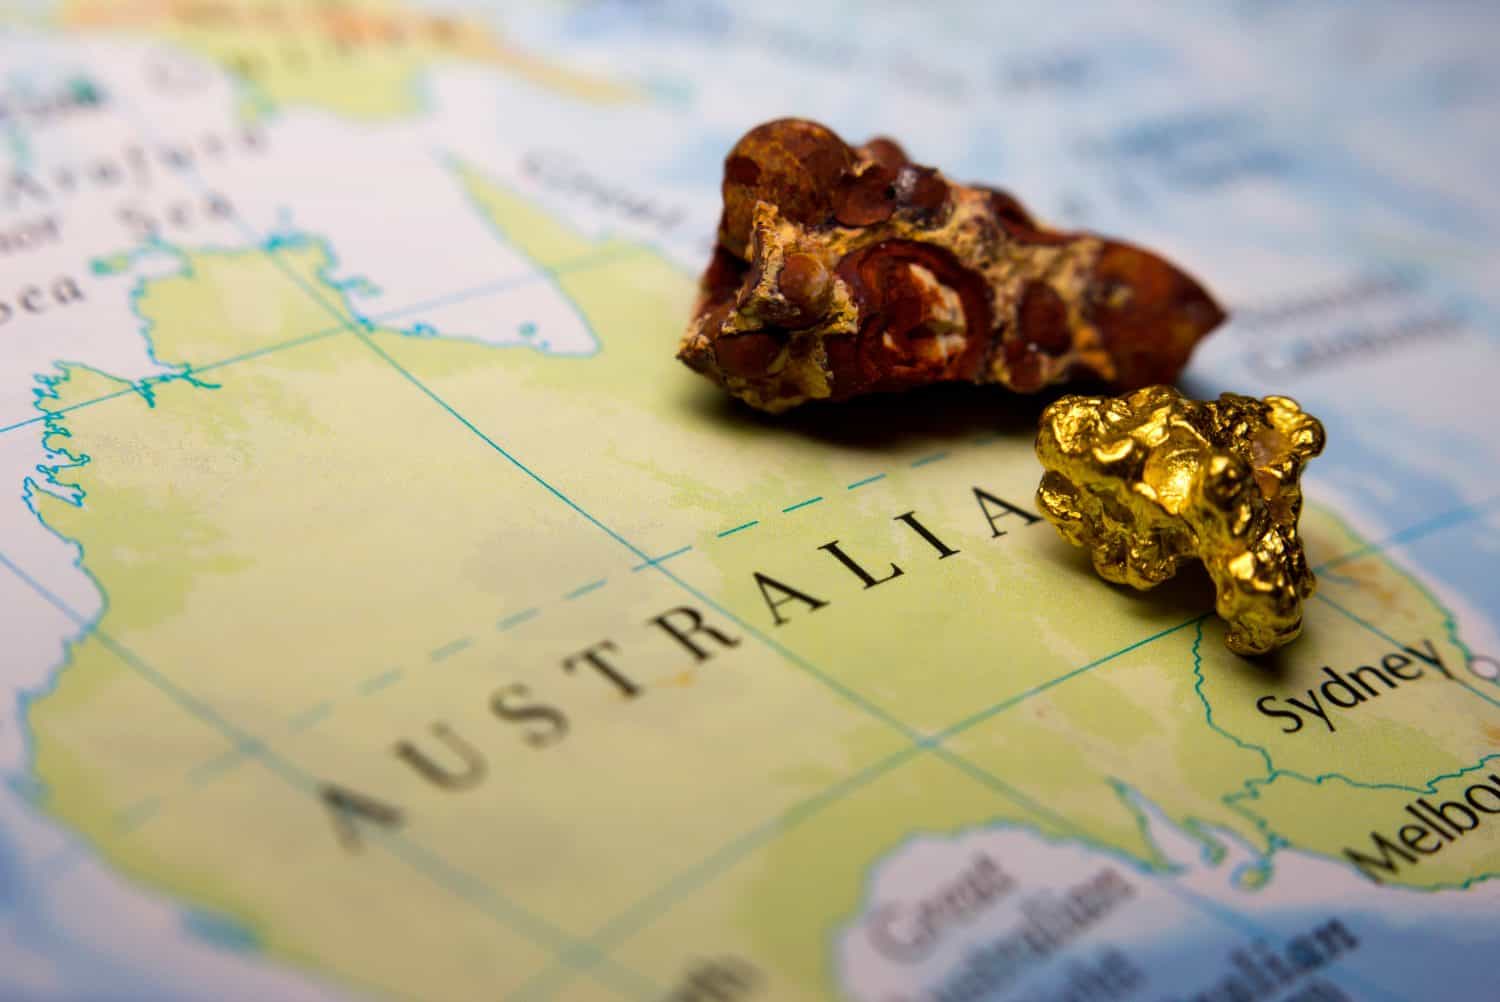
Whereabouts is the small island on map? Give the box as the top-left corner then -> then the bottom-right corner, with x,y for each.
678,118 -> 1225,412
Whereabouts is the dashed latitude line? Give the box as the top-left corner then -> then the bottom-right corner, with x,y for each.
563,577 -> 608,600
498,607 -> 540,630
780,495 -> 824,513
267,421 -> 1004,737
359,668 -> 404,695
187,747 -> 250,789
429,638 -> 473,662
287,701 -> 333,733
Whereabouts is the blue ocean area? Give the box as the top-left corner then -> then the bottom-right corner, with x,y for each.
1143,783 -> 1500,993
183,908 -> 263,954
839,795 -> 1498,1002
0,805 -> 211,1002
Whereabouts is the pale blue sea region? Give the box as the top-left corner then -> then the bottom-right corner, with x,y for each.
183,908 -> 263,955
0,790 -> 214,1002
845,797 -> 1497,1002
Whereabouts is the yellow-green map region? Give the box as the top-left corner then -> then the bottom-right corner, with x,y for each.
26,173 -> 1500,1000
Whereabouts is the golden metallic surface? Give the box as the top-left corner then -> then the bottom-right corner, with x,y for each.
1035,386 -> 1326,655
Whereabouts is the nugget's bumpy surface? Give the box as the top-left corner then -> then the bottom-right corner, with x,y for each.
678,119 -> 1226,412
1036,387 -> 1326,655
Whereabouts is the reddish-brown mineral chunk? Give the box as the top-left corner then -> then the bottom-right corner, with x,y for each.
678,118 -> 1226,412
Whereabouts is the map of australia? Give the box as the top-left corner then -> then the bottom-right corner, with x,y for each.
3,2 -> 1500,1001
25,168 -> 1500,999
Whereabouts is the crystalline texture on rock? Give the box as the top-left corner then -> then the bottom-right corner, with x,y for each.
678,118 -> 1226,412
1035,386 -> 1327,655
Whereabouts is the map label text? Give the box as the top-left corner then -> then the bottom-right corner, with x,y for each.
1343,774 -> 1500,883
1254,637 -> 1450,734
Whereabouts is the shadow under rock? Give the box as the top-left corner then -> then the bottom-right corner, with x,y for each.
1039,541 -> 1299,678
676,379 -> 1104,455
1234,623 -> 1311,681
1043,541 -> 1224,627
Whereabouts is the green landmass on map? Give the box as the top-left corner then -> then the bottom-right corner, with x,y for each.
25,169 -> 1499,1000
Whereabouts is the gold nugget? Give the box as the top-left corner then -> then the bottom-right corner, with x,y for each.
1035,386 -> 1325,655
679,118 -> 1225,412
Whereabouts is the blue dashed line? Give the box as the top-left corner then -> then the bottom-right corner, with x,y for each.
116,797 -> 161,832
429,638 -> 472,663
498,608 -> 540,631
360,667 -> 405,693
188,748 -> 245,788
632,545 -> 693,571
564,578 -> 608,600
50,413 -> 1011,846
287,701 -> 333,732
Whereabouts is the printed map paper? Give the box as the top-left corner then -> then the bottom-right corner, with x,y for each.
1,2 -> 1498,999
